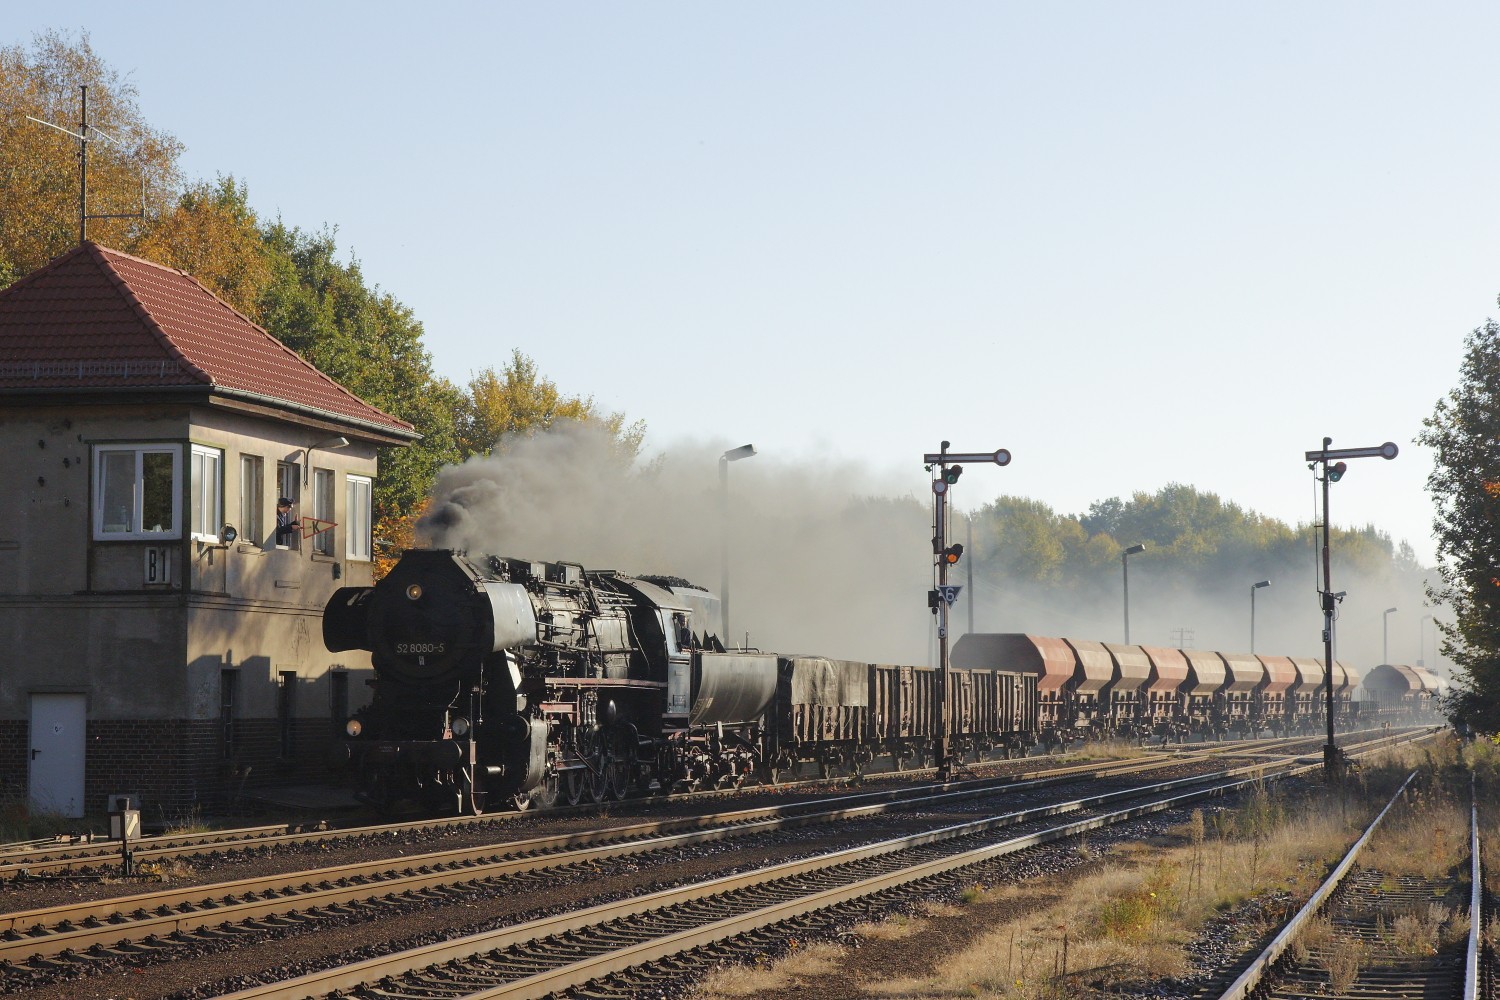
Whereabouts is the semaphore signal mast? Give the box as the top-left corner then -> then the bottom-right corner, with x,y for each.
924,440 -> 1011,781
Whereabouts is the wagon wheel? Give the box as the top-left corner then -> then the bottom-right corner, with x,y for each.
818,755 -> 833,780
892,749 -> 907,772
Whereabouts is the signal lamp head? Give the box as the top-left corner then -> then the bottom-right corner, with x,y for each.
943,543 -> 964,565
942,464 -> 964,485
1327,461 -> 1347,483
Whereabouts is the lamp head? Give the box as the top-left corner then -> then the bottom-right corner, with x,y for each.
1124,543 -> 1146,556
1253,580 -> 1270,589
722,444 -> 756,462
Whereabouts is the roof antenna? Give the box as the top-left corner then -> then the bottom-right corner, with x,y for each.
26,84 -> 147,246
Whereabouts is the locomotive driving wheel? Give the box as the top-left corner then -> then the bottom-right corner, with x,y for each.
528,773 -> 561,810
564,769 -> 587,806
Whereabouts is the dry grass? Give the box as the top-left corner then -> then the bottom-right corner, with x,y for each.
694,940 -> 847,997
1360,791 -> 1467,880
1064,741 -> 1148,763
691,741 -> 1466,1000
1322,935 -> 1365,995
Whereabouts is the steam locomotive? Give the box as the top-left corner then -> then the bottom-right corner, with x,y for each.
325,548 -> 1039,814
324,549 -> 1439,815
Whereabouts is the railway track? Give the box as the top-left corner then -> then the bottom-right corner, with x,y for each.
0,738 -> 1314,970
197,734 -> 1434,1000
1213,770 -> 1488,1000
0,728 -> 1421,999
0,730 -> 1391,879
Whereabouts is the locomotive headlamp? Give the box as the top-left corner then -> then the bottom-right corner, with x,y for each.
345,718 -> 363,737
450,716 -> 471,737
406,584 -> 423,601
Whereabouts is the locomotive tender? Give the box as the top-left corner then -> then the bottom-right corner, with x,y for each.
324,549 -> 1443,815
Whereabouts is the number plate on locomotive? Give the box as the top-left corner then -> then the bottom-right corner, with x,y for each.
395,642 -> 447,655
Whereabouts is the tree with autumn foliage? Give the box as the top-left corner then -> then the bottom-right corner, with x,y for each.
1419,317 -> 1500,733
132,176 -> 272,317
456,349 -> 645,462
0,30 -> 182,281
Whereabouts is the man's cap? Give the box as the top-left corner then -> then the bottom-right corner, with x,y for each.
277,497 -> 294,506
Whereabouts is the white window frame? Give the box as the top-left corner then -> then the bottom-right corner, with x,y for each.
346,474 -> 372,561
93,445 -> 180,540
312,467 -> 335,555
240,455 -> 264,545
190,444 -> 224,541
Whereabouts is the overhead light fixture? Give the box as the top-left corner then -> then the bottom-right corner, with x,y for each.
302,435 -> 352,484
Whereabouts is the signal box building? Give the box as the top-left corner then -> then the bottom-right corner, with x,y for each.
0,243 -> 417,817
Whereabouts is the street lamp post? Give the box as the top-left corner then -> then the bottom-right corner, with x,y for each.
1382,607 -> 1398,664
719,444 -> 756,644
1250,580 -> 1271,653
1418,614 -> 1433,667
1122,544 -> 1146,644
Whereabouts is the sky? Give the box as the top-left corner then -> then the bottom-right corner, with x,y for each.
14,4 -> 1498,584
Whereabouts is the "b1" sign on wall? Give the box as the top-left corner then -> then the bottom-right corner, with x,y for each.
144,547 -> 171,585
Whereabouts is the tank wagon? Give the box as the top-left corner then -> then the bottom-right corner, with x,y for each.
1359,663 -> 1448,725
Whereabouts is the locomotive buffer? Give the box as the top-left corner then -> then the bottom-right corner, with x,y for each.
925,442 -> 1011,781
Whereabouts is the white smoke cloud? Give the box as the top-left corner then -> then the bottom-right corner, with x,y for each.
418,421 -> 936,662
416,423 -> 1450,679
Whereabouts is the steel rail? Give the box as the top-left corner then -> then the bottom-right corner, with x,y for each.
0,728 -> 1432,969
0,743 -> 1294,962
212,757 -> 1355,1000
0,737 -> 1289,879
1464,774 -> 1481,1000
0,726 -> 1416,875
1213,770 -> 1419,1000
0,823 -> 290,867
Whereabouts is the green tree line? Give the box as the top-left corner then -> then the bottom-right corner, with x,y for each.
0,31 -> 640,544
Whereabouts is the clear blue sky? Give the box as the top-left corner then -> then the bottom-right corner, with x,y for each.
18,3 -> 1500,568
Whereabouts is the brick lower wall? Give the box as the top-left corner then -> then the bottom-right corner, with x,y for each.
0,720 -> 26,802
5,718 -> 344,817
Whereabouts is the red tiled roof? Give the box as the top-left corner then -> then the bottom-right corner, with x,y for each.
0,243 -> 415,437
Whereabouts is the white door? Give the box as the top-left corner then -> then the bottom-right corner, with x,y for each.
29,693 -> 86,818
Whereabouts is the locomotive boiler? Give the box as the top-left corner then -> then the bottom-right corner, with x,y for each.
324,549 -> 776,813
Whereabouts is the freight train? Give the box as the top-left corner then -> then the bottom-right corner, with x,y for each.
323,549 -> 1443,815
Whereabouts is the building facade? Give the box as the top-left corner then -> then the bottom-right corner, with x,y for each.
0,244 -> 417,816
